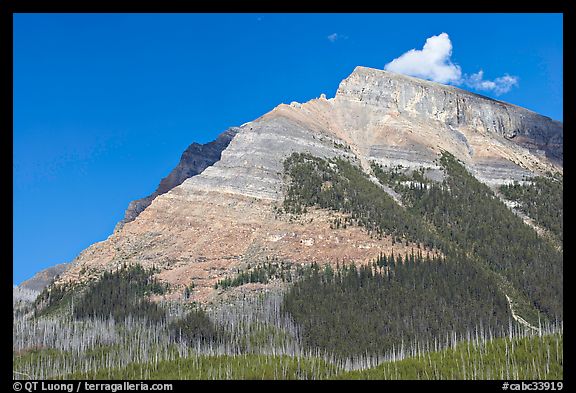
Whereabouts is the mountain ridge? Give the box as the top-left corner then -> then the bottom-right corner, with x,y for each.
117,127 -> 239,229
348,66 -> 558,117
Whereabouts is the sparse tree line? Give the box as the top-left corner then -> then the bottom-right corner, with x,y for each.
281,152 -> 443,250
499,174 -> 563,242
214,260 -> 294,289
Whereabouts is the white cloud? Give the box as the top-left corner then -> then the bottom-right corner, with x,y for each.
384,33 -> 519,95
465,70 -> 519,95
384,33 -> 462,84
327,33 -> 348,43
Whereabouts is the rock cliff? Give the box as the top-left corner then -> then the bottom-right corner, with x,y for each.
337,67 -> 562,164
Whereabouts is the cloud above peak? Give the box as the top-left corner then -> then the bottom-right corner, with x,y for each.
384,33 -> 519,95
465,70 -> 519,95
385,33 -> 462,84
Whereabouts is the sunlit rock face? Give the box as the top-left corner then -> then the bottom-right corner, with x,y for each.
332,66 -> 561,182
55,66 -> 562,303
337,67 -> 562,162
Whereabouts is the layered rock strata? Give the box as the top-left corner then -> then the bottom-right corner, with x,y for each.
54,66 -> 563,304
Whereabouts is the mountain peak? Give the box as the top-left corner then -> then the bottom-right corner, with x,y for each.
344,65 -> 458,87
334,65 -> 562,165
53,65 -> 562,303
341,65 -> 519,109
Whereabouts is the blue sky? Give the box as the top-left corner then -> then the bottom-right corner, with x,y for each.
13,13 -> 563,284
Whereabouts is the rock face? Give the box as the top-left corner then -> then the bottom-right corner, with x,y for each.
117,127 -> 239,228
330,67 -> 562,185
337,67 -> 563,164
54,66 -> 562,304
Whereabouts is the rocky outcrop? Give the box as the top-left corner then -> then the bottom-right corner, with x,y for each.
113,66 -> 563,229
116,127 -> 239,229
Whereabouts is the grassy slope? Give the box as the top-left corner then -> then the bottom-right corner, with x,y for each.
51,334 -> 561,380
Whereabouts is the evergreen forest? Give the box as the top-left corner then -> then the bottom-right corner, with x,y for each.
499,174 -> 563,242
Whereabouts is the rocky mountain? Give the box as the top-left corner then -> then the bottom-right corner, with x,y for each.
51,66 -> 562,305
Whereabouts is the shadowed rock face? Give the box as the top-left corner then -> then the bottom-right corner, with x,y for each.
52,66 -> 562,304
116,128 -> 239,229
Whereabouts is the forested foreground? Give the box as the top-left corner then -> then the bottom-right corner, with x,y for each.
14,260 -> 562,380
335,333 -> 562,380
14,152 -> 562,380
14,308 -> 562,381
89,334 -> 562,380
